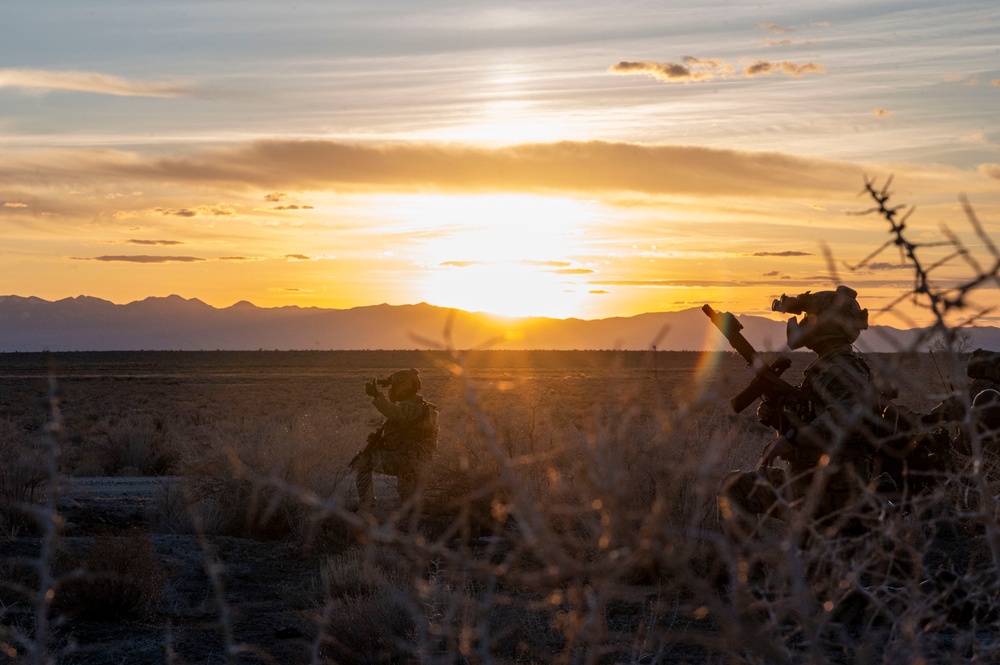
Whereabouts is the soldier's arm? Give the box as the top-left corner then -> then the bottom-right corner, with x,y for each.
372,394 -> 425,423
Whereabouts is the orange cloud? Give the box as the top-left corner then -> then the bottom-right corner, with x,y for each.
155,204 -> 237,217
78,255 -> 205,263
0,140 -> 877,201
126,239 -> 184,246
743,60 -> 825,77
874,108 -> 892,118
611,56 -> 823,83
609,59 -> 721,82
0,68 -> 192,97
980,164 -> 1000,180
3,202 -> 28,208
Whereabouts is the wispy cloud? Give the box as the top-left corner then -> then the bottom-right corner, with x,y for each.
864,262 -> 910,271
763,37 -> 819,47
552,268 -> 594,275
156,204 -> 236,217
268,287 -> 312,293
272,204 -> 314,210
284,254 -> 311,261
756,22 -> 795,34
743,60 -> 825,77
3,202 -> 28,208
610,56 -> 824,83
609,57 -> 730,82
9,140 -> 865,200
126,239 -> 183,246
441,260 -> 479,267
751,251 -> 813,257
874,108 -> 892,118
521,260 -> 572,267
77,255 -> 205,263
592,279 -> 791,287
0,68 -> 192,97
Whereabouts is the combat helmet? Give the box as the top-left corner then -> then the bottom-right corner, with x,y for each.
378,368 -> 421,402
772,285 -> 869,352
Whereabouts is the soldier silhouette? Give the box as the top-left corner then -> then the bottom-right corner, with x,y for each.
718,286 -> 890,536
351,368 -> 438,510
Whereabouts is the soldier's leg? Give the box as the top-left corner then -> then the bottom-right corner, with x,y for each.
381,451 -> 420,504
396,466 -> 417,503
718,468 -> 789,539
354,452 -> 377,509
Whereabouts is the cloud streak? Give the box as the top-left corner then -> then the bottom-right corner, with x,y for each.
756,23 -> 795,34
743,61 -> 825,77
609,56 -> 824,83
126,239 -> 183,246
78,255 -> 205,263
0,69 -> 192,97
156,205 -> 237,217
8,140 -> 867,201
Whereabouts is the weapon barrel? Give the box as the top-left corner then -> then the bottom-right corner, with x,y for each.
703,303 -> 803,415
702,304 -> 757,364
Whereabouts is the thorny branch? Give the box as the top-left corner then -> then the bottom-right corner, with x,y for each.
856,175 -> 1000,346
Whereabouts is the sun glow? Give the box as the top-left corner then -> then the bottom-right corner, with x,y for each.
405,194 -> 601,318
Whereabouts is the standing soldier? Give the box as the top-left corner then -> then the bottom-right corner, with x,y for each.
350,368 -> 439,510
719,286 -> 889,536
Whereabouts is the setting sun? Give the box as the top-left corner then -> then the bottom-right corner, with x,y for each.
376,193 -> 600,317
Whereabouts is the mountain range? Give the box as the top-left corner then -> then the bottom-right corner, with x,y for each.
1,295 -> 998,353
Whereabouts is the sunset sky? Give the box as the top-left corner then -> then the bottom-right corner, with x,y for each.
2,1 -> 998,327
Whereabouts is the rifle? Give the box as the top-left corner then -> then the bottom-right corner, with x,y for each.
702,304 -> 804,428
348,425 -> 386,470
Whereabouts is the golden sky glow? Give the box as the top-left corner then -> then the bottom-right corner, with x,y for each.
1,2 -> 998,328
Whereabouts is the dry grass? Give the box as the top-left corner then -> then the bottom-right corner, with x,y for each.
0,419 -> 46,536
1,351 -> 994,663
55,528 -> 166,621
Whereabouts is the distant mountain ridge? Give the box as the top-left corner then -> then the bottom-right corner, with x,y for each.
1,295 -> 999,352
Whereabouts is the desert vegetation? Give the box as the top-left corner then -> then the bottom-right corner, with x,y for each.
0,181 -> 999,663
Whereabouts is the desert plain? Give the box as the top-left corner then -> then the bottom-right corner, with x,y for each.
0,348 -> 992,664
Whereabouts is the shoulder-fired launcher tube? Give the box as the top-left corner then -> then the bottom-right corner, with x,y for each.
702,304 -> 803,415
